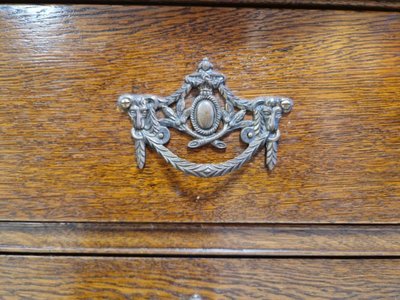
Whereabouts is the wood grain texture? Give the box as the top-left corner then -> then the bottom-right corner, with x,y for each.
128,0 -> 400,10
0,6 -> 399,223
0,256 -> 399,299
1,223 -> 400,256
3,1 -> 400,10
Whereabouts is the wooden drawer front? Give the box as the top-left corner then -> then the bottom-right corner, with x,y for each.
0,5 -> 399,223
0,223 -> 399,256
0,256 -> 399,299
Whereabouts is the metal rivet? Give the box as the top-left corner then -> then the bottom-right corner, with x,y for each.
247,132 -> 253,138
281,98 -> 293,113
158,132 -> 164,139
120,98 -> 131,108
189,294 -> 203,300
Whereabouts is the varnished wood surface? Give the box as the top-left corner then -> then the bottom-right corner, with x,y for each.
1,223 -> 400,256
3,1 -> 400,10
114,0 -> 400,10
130,0 -> 400,11
0,256 -> 399,299
0,6 -> 399,223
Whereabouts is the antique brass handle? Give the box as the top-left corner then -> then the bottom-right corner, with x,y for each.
117,58 -> 293,178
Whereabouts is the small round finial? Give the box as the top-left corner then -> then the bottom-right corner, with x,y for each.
198,57 -> 213,71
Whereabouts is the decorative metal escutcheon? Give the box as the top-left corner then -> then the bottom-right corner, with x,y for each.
117,58 -> 293,178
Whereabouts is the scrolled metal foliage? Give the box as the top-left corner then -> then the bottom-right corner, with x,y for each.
117,58 -> 293,178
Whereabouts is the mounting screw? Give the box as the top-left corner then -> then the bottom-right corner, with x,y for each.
119,97 -> 131,109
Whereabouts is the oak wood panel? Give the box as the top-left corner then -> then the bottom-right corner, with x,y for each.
4,1 -> 400,10
1,223 -> 400,256
132,0 -> 400,11
121,0 -> 400,10
1,256 -> 399,299
0,6 -> 399,223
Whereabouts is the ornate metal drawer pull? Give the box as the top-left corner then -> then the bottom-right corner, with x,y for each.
117,58 -> 293,178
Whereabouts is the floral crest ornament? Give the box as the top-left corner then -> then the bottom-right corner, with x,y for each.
117,58 -> 293,178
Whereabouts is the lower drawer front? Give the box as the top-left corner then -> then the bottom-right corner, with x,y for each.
1,257 -> 399,299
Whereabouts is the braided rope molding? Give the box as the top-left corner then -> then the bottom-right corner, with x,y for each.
266,141 -> 278,171
145,133 -> 268,178
135,139 -> 146,170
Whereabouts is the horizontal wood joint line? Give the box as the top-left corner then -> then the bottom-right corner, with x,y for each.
1,223 -> 399,257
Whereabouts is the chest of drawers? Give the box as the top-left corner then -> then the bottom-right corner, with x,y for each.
0,1 -> 399,298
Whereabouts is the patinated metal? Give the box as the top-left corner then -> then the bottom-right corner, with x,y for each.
117,58 -> 293,178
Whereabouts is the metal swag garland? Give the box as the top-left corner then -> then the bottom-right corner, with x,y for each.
117,58 -> 293,178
